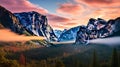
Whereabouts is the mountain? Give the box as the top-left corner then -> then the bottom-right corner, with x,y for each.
75,17 -> 120,44
58,26 -> 80,42
87,18 -> 106,31
54,30 -> 63,38
0,5 -> 57,46
14,11 -> 57,41
0,5 -> 24,34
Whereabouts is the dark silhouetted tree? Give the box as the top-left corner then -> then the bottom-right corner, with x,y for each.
90,49 -> 98,67
40,60 -> 47,67
55,59 -> 65,67
111,48 -> 119,67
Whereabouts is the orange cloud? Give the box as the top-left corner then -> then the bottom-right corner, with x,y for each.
57,3 -> 83,16
47,14 -> 71,22
0,0 -> 74,30
76,0 -> 120,7
55,0 -> 120,30
0,0 -> 120,30
0,29 -> 45,42
52,25 -> 70,30
0,0 -> 48,14
47,14 -> 73,30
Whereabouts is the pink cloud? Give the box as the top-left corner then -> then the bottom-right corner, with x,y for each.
0,0 -> 120,30
0,0 -> 74,30
55,0 -> 120,29
47,14 -> 71,22
47,14 -> 73,30
0,0 -> 48,14
75,0 -> 120,7
57,3 -> 83,16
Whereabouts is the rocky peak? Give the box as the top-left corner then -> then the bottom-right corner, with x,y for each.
75,17 -> 120,45
14,11 -> 57,41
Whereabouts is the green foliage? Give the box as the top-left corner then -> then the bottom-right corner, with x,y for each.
39,60 -> 47,67
0,50 -> 20,67
55,59 -> 65,67
0,42 -> 120,67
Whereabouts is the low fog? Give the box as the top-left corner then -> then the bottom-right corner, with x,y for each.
89,37 -> 120,46
0,29 -> 45,42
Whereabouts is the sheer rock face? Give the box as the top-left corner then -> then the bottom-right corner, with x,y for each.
58,26 -> 80,42
14,11 -> 57,41
75,18 -> 120,44
0,5 -> 57,42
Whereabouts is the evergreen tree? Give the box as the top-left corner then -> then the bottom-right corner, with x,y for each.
111,48 -> 119,67
90,49 -> 98,67
55,59 -> 65,67
40,60 -> 47,67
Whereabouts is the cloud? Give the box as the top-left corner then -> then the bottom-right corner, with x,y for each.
0,0 -> 120,30
75,0 -> 120,7
76,0 -> 114,4
0,0 -> 75,30
47,14 -> 74,30
90,37 -> 120,46
55,0 -> 120,29
47,14 -> 71,22
57,3 -> 83,16
53,25 -> 69,30
0,0 -> 48,14
0,29 -> 45,42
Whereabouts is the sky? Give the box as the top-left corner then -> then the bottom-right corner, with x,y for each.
0,0 -> 120,30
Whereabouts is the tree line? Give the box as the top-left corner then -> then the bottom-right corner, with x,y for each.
0,48 -> 119,67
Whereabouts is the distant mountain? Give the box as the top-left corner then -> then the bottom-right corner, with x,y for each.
75,17 -> 120,44
58,26 -> 80,41
54,30 -> 63,38
1,5 -> 120,46
0,5 -> 57,46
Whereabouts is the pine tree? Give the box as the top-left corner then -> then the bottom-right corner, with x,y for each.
40,60 -> 47,67
55,59 -> 65,67
111,48 -> 119,67
90,49 -> 98,67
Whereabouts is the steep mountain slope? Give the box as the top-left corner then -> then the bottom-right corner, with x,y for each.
0,5 -> 58,47
0,5 -> 24,34
54,30 -> 63,38
58,26 -> 80,41
14,11 -> 57,41
0,5 -> 57,44
75,17 -> 120,44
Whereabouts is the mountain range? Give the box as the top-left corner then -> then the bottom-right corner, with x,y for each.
0,5 -> 120,46
75,17 -> 120,44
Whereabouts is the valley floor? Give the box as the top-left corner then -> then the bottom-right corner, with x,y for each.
0,42 -> 120,67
